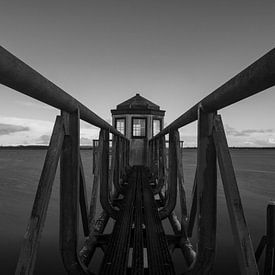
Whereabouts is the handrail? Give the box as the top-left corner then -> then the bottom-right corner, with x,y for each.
151,48 -> 275,139
0,46 -> 126,139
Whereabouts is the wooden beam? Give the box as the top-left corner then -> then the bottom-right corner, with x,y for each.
213,114 -> 258,275
15,116 -> 64,275
59,109 -> 88,274
188,106 -> 217,274
79,154 -> 90,237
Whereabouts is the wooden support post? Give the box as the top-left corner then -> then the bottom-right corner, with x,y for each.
264,202 -> 275,274
113,136 -> 123,193
100,129 -> 119,220
154,136 -> 165,194
159,131 -> 178,220
79,155 -> 90,237
15,116 -> 64,275
187,170 -> 197,238
175,130 -> 188,234
89,136 -> 103,231
60,109 -> 88,275
109,135 -> 117,195
188,106 -> 217,274
213,114 -> 258,275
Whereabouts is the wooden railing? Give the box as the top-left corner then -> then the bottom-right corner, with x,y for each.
148,48 -> 275,274
0,46 -> 130,275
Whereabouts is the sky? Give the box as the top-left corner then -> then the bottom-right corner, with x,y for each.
0,0 -> 274,147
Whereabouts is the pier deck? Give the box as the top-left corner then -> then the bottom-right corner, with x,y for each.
99,166 -> 174,275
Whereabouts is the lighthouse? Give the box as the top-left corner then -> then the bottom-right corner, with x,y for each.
111,93 -> 165,166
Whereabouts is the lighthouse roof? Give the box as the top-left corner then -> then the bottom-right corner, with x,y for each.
111,93 -> 165,116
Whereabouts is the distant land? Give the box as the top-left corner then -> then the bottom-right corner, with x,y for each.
0,145 -> 275,150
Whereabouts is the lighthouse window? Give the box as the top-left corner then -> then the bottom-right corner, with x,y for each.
115,118 -> 125,135
153,119 -> 161,136
132,118 -> 146,138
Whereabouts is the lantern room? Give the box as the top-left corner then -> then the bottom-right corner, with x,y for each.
111,93 -> 165,166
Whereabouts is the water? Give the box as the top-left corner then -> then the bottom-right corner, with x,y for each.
0,148 -> 274,274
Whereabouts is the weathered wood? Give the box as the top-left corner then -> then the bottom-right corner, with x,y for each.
60,109 -> 88,274
154,136 -> 165,194
174,130 -> 188,234
159,131 -> 178,220
159,192 -> 196,266
15,116 -> 64,275
264,202 -> 275,274
113,136 -> 123,193
89,144 -> 101,231
188,107 -> 217,274
213,114 -> 258,275
108,136 -> 116,195
79,211 -> 110,266
79,154 -> 90,237
100,129 -> 119,220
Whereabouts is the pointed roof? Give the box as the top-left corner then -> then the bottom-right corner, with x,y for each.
111,93 -> 165,116
117,93 -> 160,110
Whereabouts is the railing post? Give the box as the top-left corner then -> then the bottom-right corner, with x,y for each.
60,109 -> 88,274
100,129 -> 119,220
159,131 -> 178,220
174,130 -> 188,234
188,106 -> 217,274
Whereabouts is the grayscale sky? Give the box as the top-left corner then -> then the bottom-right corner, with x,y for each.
0,0 -> 274,146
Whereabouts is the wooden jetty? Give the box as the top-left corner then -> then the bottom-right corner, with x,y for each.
0,46 -> 275,274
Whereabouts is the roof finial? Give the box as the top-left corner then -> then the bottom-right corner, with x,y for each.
136,92 -> 140,96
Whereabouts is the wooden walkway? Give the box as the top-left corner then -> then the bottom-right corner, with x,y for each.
99,166 -> 175,275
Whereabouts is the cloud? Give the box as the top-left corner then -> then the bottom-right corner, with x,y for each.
225,125 -> 274,137
0,123 -> 29,135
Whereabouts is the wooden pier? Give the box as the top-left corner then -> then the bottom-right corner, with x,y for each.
0,46 -> 275,274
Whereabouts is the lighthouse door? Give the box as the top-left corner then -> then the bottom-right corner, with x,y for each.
130,117 -> 147,165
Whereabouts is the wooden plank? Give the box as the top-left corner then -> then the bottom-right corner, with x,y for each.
15,116 -> 64,275
60,109 -> 88,274
79,154 -> 90,237
213,114 -> 258,275
159,131 -> 178,220
189,106 -> 217,274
